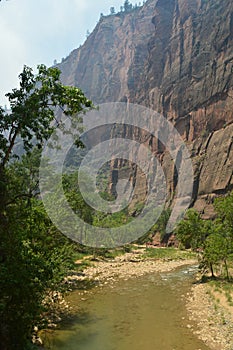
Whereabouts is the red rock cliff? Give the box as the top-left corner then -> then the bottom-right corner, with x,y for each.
58,0 -> 233,218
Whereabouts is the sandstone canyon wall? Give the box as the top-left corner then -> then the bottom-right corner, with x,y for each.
58,0 -> 233,219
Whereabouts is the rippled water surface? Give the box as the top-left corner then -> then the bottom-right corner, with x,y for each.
44,265 -> 210,350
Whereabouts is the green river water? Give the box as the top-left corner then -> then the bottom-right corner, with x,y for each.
44,265 -> 210,350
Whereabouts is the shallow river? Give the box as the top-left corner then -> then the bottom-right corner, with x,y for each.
44,265 -> 210,350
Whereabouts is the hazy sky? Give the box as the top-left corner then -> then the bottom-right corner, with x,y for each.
0,0 -> 134,106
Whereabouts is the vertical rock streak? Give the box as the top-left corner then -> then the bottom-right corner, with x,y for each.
58,0 -> 233,218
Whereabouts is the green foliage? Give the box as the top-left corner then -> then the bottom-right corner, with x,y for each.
90,245 -> 133,259
214,192 -> 233,234
123,0 -> 133,12
143,247 -> 196,260
156,208 -> 172,241
110,6 -> 115,14
175,209 -> 207,249
0,65 -> 93,349
0,64 -> 92,167
62,172 -> 94,224
0,165 -> 76,349
135,208 -> 171,245
202,232 -> 229,277
176,192 -> 233,280
93,209 -> 130,228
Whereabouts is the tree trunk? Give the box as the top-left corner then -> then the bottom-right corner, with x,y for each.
224,259 -> 230,281
210,263 -> 215,278
1,127 -> 20,168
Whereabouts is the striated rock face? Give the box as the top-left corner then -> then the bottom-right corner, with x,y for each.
59,1 -> 157,104
58,0 -> 233,219
191,123 -> 233,218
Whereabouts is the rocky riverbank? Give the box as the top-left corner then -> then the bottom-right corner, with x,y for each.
68,248 -> 233,350
186,282 -> 233,350
42,248 -> 233,350
65,248 -> 197,286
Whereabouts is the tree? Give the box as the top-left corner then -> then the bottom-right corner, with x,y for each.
157,208 -> 172,242
124,0 -> 133,12
176,194 -> 233,280
62,171 -> 94,225
0,65 -> 93,349
202,231 -> 229,279
175,209 -> 207,249
214,192 -> 233,234
110,6 -> 115,15
213,192 -> 233,279
0,64 -> 92,170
